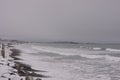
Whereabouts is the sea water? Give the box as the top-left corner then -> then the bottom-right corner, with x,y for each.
15,43 -> 120,80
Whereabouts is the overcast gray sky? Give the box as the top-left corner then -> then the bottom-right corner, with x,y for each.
0,0 -> 120,42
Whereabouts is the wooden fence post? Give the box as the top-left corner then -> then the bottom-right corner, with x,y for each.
1,44 -> 5,58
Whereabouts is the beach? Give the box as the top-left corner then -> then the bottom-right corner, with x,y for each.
0,44 -> 46,80
9,43 -> 120,80
1,43 -> 120,80
1,0 -> 120,80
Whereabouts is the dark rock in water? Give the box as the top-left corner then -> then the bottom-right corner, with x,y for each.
36,78 -> 42,80
13,62 -> 50,78
10,49 -> 21,56
25,76 -> 33,80
9,48 -> 22,60
28,72 -> 48,77
11,56 -> 22,60
14,62 -> 47,72
9,72 -> 15,75
8,78 -> 11,80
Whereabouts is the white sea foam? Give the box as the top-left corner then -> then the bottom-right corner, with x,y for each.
14,44 -> 120,61
104,55 -> 120,62
106,48 -> 120,52
92,47 -> 106,51
13,44 -> 120,80
31,45 -> 120,62
31,45 -> 111,58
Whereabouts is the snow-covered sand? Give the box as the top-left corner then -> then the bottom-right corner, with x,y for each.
0,46 -> 21,80
14,44 -> 120,80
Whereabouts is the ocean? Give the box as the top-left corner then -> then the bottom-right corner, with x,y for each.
15,42 -> 120,80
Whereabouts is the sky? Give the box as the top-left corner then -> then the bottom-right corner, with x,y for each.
0,0 -> 120,43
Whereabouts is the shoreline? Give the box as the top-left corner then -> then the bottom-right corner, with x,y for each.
10,47 -> 50,80
14,43 -> 120,80
1,43 -> 120,80
0,44 -> 48,80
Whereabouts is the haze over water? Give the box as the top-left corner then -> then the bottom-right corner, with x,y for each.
0,0 -> 120,43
